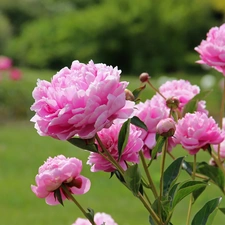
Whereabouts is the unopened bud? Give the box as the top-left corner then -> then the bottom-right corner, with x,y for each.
125,89 -> 135,101
139,72 -> 150,83
156,118 -> 176,137
166,97 -> 179,110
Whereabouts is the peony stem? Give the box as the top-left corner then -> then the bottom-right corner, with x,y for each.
139,151 -> 159,199
218,78 -> 225,163
138,192 -> 162,225
95,134 -> 125,175
147,80 -> 166,100
186,154 -> 196,225
61,184 -> 96,225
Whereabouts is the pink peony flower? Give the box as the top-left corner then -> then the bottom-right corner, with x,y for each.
0,56 -> 12,70
151,79 -> 208,115
72,212 -> 118,225
134,100 -> 175,158
30,60 -> 134,140
9,68 -> 22,81
175,112 -> 224,155
195,23 -> 225,75
156,118 -> 176,137
87,122 -> 143,172
31,155 -> 91,205
213,118 -> 225,158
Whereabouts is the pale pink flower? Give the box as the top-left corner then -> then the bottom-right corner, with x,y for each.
30,60 -> 134,140
156,118 -> 176,137
213,118 -> 225,158
175,112 -> 224,155
134,100 -> 175,158
151,79 -> 208,115
31,155 -> 91,205
0,56 -> 12,70
87,122 -> 143,172
195,23 -> 225,75
72,212 -> 118,225
9,68 -> 22,81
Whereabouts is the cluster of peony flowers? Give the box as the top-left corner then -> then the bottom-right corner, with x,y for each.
0,55 -> 22,81
31,23 -> 225,225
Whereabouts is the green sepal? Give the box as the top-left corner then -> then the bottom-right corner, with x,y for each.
68,137 -> 98,152
54,188 -> 64,206
85,208 -> 95,225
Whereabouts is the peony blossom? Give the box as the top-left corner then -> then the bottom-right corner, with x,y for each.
195,23 -> 225,76
31,155 -> 91,205
30,60 -> 134,140
175,112 -> 224,155
0,56 -> 12,70
156,118 -> 176,137
134,100 -> 175,158
72,212 -> 118,225
9,68 -> 22,81
213,118 -> 225,158
87,122 -> 143,172
150,79 -> 208,115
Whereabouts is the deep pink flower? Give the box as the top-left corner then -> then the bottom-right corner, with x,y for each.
0,56 -> 12,70
134,100 -> 176,158
30,60 -> 134,140
31,155 -> 91,205
175,112 -> 224,155
195,23 -> 225,75
87,122 -> 143,172
72,212 -> 118,225
151,79 -> 208,115
9,68 -> 22,81
213,118 -> 225,158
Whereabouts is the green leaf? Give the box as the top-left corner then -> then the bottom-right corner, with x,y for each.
192,183 -> 207,204
172,181 -> 207,209
68,137 -> 98,152
163,157 -> 184,195
132,85 -> 146,101
118,119 -> 130,161
191,197 -> 222,225
197,162 -> 224,193
182,90 -> 211,116
149,136 -> 166,166
124,164 -> 141,196
219,208 -> 225,214
131,116 -> 148,131
168,183 -> 180,207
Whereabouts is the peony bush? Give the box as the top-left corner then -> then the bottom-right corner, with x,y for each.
31,24 -> 225,225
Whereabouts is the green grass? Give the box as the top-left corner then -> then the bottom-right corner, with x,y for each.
1,68 -> 225,224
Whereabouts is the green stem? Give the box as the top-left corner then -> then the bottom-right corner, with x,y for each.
61,184 -> 96,225
138,192 -> 162,225
147,80 -> 166,100
95,134 -> 125,175
139,151 -> 159,199
218,78 -> 225,163
210,150 -> 225,179
185,154 -> 197,225
159,139 -> 168,199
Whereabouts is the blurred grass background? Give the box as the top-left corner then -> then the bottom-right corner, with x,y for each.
1,0 -> 225,224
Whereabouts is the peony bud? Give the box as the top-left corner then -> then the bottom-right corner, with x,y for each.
166,97 -> 179,110
156,118 -> 176,137
125,89 -> 135,101
139,72 -> 150,83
